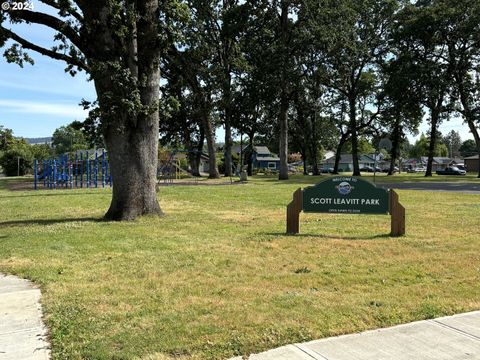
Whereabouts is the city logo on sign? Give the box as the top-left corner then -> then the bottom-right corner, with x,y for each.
336,181 -> 353,195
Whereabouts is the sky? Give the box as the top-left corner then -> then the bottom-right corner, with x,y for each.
0,2 -> 474,144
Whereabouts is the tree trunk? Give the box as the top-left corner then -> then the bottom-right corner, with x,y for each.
247,132 -> 254,176
278,97 -> 289,180
103,113 -> 162,220
457,80 -> 480,178
224,121 -> 233,177
278,0 -> 289,181
349,96 -> 360,176
310,113 -> 319,175
425,109 -> 439,177
389,116 -> 401,176
302,148 -> 308,175
188,129 -> 204,177
99,0 -> 162,220
223,74 -> 233,177
333,134 -> 348,174
202,113 -> 220,179
464,119 -> 480,178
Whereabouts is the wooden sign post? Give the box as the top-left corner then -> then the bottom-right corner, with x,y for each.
286,188 -> 303,234
286,177 -> 405,236
389,189 -> 405,236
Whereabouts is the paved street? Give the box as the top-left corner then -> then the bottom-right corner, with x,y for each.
233,311 -> 480,360
378,181 -> 480,194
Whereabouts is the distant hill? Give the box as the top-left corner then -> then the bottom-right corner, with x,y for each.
26,137 -> 52,145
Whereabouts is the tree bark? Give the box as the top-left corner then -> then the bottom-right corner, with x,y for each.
202,113 -> 220,179
188,128 -> 204,177
389,115 -> 401,176
100,0 -> 162,220
349,96 -> 360,176
223,73 -> 233,177
278,97 -> 289,180
310,113 -> 319,175
333,133 -> 348,174
278,0 -> 289,181
425,109 -> 439,177
457,79 -> 480,178
103,111 -> 162,220
302,148 -> 308,175
247,131 -> 254,176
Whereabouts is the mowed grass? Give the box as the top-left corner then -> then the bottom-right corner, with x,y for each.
0,176 -> 479,359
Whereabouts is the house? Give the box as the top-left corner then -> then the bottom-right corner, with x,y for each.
170,151 -> 210,173
403,157 -> 462,171
252,146 -> 281,170
464,155 -> 479,173
323,154 -> 387,172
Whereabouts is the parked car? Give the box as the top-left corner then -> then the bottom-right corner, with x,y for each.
382,166 -> 399,173
436,166 -> 467,175
360,166 -> 374,172
320,167 -> 334,173
407,167 -> 425,173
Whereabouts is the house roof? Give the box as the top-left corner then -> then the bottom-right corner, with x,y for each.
256,156 -> 280,162
403,158 -> 423,165
232,144 -> 249,154
324,154 -> 380,164
433,157 -> 455,164
254,146 -> 272,155
324,154 -> 351,163
464,155 -> 479,160
419,156 -> 454,164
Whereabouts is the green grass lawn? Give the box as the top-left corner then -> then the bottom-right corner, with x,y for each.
0,176 -> 479,359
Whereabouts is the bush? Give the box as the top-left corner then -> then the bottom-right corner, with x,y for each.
0,139 -> 33,176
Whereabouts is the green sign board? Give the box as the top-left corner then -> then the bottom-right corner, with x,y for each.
302,177 -> 389,214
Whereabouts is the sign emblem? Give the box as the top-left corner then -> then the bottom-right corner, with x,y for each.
336,181 -> 353,195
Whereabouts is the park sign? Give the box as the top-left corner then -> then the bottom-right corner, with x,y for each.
286,177 -> 405,236
303,177 -> 389,214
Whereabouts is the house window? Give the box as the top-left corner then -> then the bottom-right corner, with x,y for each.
268,162 -> 277,169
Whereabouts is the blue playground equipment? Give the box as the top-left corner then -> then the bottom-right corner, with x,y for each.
34,149 -> 112,190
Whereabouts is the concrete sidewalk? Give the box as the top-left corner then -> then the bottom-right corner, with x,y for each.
233,311 -> 480,360
0,274 -> 50,360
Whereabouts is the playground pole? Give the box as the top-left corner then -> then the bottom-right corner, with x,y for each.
86,151 -> 90,188
102,149 -> 106,188
59,154 -> 63,188
69,160 -> 73,189
53,159 -> 57,189
80,152 -> 84,188
48,160 -> 51,189
75,152 -> 78,188
94,151 -> 98,188
65,154 -> 68,188
43,160 -> 47,188
34,159 -> 37,190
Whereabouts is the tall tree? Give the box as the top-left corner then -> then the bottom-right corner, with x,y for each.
380,50 -> 423,175
395,1 -> 455,177
52,124 -> 88,155
442,0 -> 480,177
443,130 -> 462,158
1,1 -> 178,220
301,0 -> 395,176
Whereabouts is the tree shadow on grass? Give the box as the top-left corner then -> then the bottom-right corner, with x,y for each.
261,232 -> 393,240
0,217 -> 103,228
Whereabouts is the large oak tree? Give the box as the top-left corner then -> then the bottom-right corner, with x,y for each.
1,0 -> 171,220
